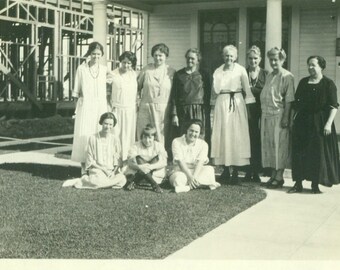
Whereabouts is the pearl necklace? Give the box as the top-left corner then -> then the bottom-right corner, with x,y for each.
89,63 -> 100,79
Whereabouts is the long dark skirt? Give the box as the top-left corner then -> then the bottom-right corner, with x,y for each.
248,103 -> 262,172
292,111 -> 340,187
176,104 -> 209,139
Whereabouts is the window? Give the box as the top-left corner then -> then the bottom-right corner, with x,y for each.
199,9 -> 238,74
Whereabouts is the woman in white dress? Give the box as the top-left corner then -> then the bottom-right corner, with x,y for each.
108,51 -> 138,161
137,43 -> 176,152
211,45 -> 255,184
71,42 -> 110,175
169,119 -> 220,193
63,112 -> 126,189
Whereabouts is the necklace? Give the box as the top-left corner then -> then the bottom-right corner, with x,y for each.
89,63 -> 100,79
248,68 -> 259,87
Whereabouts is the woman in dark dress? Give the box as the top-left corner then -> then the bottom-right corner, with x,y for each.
171,48 -> 211,140
288,55 -> 340,194
244,46 -> 268,182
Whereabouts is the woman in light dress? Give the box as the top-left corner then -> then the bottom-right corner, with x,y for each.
211,45 -> 255,185
245,46 -> 268,182
108,51 -> 138,161
169,119 -> 220,193
125,124 -> 167,193
137,43 -> 176,152
261,47 -> 295,189
71,42 -> 110,175
63,112 -> 126,189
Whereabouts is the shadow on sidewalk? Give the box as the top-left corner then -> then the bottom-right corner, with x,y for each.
0,163 -> 79,181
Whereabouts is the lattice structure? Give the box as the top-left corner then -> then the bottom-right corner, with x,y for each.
0,0 -> 146,106
107,3 -> 145,71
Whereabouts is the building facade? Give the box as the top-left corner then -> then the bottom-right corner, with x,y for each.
1,0 -> 340,125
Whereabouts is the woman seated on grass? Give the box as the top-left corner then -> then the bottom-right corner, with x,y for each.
63,112 -> 126,189
124,124 -> 167,193
169,119 -> 221,193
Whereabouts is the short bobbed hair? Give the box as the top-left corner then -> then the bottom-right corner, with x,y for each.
86,41 -> 104,57
119,51 -> 137,68
140,124 -> 157,140
151,43 -> 169,57
99,112 -> 117,126
185,119 -> 203,134
222,45 -> 238,58
185,48 -> 202,62
267,47 -> 286,61
247,45 -> 262,57
307,55 -> 326,70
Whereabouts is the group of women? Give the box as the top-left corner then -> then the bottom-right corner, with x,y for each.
65,40 -> 340,194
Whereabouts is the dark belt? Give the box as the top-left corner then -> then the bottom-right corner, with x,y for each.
219,91 -> 242,112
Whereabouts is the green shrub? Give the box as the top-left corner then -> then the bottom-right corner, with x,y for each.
0,115 -> 74,138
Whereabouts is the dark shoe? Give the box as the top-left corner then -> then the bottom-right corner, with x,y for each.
268,179 -> 284,189
220,167 -> 230,184
229,170 -> 239,185
262,177 -> 274,187
243,172 -> 252,182
287,183 -> 303,193
311,183 -> 321,194
125,182 -> 135,191
252,174 -> 261,183
311,188 -> 322,194
153,185 -> 163,193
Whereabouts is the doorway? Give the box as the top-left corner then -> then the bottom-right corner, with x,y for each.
199,9 -> 238,75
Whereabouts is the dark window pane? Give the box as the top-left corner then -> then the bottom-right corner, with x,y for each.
199,9 -> 238,74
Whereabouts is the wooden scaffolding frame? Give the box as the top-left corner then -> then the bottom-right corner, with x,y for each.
0,0 -> 146,109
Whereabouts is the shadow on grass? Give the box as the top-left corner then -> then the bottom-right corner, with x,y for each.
0,163 -> 79,181
0,162 -> 267,259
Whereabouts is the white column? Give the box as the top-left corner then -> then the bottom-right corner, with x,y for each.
92,0 -> 107,64
190,11 -> 198,49
265,0 -> 282,70
290,4 -> 300,79
238,7 -> 247,67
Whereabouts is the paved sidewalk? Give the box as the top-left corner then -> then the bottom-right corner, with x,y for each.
1,135 -> 340,260
167,176 -> 340,260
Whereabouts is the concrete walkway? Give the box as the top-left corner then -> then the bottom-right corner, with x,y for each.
1,135 -> 340,261
167,176 -> 340,260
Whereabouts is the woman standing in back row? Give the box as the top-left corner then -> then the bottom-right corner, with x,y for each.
108,51 -> 138,162
171,48 -> 211,141
211,45 -> 255,185
245,46 -> 268,182
260,47 -> 295,189
289,56 -> 340,194
137,43 -> 176,152
71,42 -> 110,175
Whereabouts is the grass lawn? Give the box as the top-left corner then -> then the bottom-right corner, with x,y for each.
0,163 -> 266,259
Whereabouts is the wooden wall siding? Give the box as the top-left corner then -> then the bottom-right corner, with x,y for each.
299,8 -> 337,81
147,13 -> 191,69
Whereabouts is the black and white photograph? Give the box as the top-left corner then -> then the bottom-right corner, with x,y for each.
0,0 -> 340,269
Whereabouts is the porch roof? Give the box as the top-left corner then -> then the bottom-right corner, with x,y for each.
112,0 -> 338,11
113,0 -> 236,11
